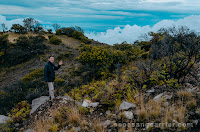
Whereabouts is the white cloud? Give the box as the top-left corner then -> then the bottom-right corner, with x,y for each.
0,15 -> 24,30
0,15 -> 42,31
85,15 -> 200,45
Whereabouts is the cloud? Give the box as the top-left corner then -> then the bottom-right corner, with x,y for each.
85,15 -> 200,45
1,0 -> 200,18
0,15 -> 24,30
0,15 -> 43,31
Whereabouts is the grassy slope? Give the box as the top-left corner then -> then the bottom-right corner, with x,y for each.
0,33 -> 81,89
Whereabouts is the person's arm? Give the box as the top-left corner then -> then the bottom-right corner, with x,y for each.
54,64 -> 61,70
44,65 -> 49,82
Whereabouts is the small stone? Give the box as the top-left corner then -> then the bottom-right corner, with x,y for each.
106,111 -> 111,115
186,87 -> 198,93
146,88 -> 155,93
189,111 -> 195,115
82,99 -> 99,108
184,83 -> 193,88
101,120 -> 111,127
75,126 -> 81,132
123,111 -> 133,119
90,102 -> 99,107
153,93 -> 164,102
119,101 -> 136,110
25,129 -> 35,132
172,120 -> 178,124
193,120 -> 198,125
164,102 -> 169,106
163,94 -> 173,100
146,123 -> 153,130
20,128 -> 24,131
14,123 -> 20,127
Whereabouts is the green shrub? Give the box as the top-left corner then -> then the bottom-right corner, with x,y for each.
22,68 -> 43,83
0,119 -> 15,132
72,30 -> 84,40
49,36 -> 62,45
8,101 -> 31,123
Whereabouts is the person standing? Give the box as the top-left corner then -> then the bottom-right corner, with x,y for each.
44,55 -> 63,101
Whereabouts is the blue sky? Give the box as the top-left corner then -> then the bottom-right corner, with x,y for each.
0,0 -> 200,44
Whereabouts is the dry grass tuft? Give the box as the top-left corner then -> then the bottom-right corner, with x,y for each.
147,99 -> 162,120
92,119 -> 105,132
177,90 -> 192,100
137,94 -> 147,121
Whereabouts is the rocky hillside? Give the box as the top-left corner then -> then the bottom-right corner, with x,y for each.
1,27 -> 200,132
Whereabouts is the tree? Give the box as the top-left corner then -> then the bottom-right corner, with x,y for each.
1,23 -> 8,33
11,24 -> 26,34
33,21 -> 43,33
75,26 -> 84,33
23,17 -> 36,31
52,23 -> 61,31
149,26 -> 200,83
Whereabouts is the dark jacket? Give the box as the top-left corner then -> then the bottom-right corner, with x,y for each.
44,61 -> 61,82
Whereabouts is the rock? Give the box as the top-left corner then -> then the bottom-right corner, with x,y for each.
195,110 -> 199,114
14,123 -> 20,127
153,92 -> 173,101
82,99 -> 99,108
75,126 -> 81,132
58,95 -> 73,101
189,111 -> 195,115
186,87 -> 198,93
123,111 -> 133,119
146,123 -> 153,130
20,128 -> 24,131
59,130 -> 67,132
172,120 -> 178,124
90,102 -> 99,107
184,83 -> 193,88
164,102 -> 169,106
25,129 -> 35,132
106,111 -> 111,115
119,101 -> 136,110
153,93 -> 164,102
146,88 -> 155,93
193,120 -> 198,125
75,101 -> 82,106
30,96 -> 49,114
101,120 -> 111,127
0,115 -> 11,124
163,94 -> 173,100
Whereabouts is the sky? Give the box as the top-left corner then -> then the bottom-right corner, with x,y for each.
0,0 -> 200,45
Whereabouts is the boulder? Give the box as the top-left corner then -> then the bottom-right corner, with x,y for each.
153,93 -> 164,102
119,101 -> 136,110
30,96 -> 49,114
82,99 -> 99,108
0,115 -> 10,124
153,92 -> 173,102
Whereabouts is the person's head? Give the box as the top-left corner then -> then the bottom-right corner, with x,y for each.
48,55 -> 54,63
